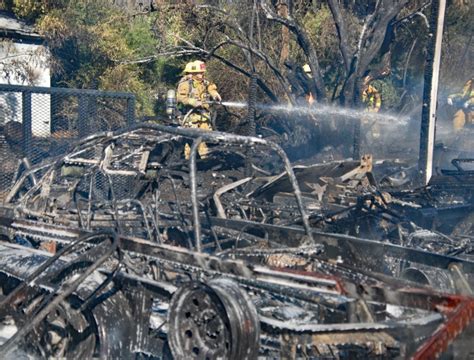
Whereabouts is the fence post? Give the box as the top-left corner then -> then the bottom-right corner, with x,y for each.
22,91 -> 32,160
78,95 -> 89,138
127,97 -> 135,126
89,96 -> 97,130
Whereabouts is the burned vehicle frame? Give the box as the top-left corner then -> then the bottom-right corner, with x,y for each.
0,124 -> 473,359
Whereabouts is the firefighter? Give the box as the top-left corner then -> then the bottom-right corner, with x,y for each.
302,63 -> 315,105
448,77 -> 474,132
361,77 -> 382,139
177,60 -> 221,159
362,78 -> 382,113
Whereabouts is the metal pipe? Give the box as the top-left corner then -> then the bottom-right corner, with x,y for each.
21,91 -> 32,160
190,137 -> 203,252
0,83 -> 135,99
21,157 -> 37,186
148,204 -> 162,244
213,177 -> 253,219
158,175 -> 194,249
5,163 -> 51,203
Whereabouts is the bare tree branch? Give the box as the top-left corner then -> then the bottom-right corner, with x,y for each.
392,1 -> 431,27
327,0 -> 351,73
403,38 -> 417,87
358,1 -> 409,77
259,0 -> 327,102
340,0 -> 409,106
224,37 -> 292,99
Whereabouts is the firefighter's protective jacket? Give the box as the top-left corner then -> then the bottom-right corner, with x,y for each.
362,85 -> 381,113
449,78 -> 474,108
449,78 -> 474,131
176,75 -> 219,109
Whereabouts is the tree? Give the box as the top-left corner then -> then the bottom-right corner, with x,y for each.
145,1 -> 445,110
1,0 -> 471,157
2,0 -> 164,115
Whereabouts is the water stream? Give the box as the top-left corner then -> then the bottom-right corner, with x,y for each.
219,101 -> 410,126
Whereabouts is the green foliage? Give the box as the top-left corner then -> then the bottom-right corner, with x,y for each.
301,4 -> 339,63
3,0 -> 472,119
372,79 -> 399,110
11,0 -> 46,22
441,3 -> 473,86
30,1 -> 163,116
124,17 -> 157,58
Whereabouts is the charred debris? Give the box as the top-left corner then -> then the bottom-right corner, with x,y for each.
0,123 -> 473,359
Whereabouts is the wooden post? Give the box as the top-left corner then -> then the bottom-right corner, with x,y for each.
419,0 -> 446,185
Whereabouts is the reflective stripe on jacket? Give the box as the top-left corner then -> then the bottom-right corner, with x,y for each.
449,79 -> 474,107
362,85 -> 381,112
176,75 -> 218,107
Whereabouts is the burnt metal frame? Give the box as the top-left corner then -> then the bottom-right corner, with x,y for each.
124,123 -> 315,248
1,133 -> 474,357
0,230 -> 119,356
2,123 -> 315,247
4,123 -> 474,279
1,223 -> 472,359
208,216 -> 474,274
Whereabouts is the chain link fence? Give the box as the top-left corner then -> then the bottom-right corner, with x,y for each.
0,84 -> 135,202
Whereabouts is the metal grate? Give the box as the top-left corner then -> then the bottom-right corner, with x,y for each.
0,84 -> 135,203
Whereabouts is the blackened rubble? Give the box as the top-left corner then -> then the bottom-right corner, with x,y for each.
0,124 -> 473,359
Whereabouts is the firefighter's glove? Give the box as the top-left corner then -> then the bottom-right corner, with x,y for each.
212,93 -> 222,102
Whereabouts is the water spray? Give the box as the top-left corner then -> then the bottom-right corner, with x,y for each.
212,101 -> 410,126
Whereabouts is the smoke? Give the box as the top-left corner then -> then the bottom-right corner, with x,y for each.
221,101 -> 414,160
434,119 -> 474,172
221,99 -> 473,169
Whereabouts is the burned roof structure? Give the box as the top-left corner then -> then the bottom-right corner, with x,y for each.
0,12 -> 43,44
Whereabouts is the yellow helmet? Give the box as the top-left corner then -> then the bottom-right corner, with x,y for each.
302,63 -> 311,73
184,60 -> 206,74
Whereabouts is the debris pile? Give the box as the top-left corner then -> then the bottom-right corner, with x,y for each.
0,124 -> 473,358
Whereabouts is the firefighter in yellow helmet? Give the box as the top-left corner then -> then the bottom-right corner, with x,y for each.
361,76 -> 382,139
448,77 -> 474,132
362,78 -> 382,113
302,63 -> 315,105
177,60 -> 221,159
